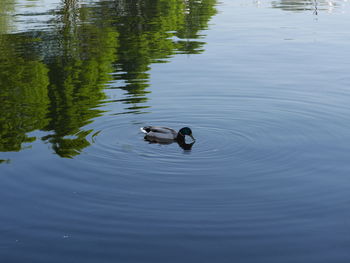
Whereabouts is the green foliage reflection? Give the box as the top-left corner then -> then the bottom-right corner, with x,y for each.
0,35 -> 49,152
0,0 -> 217,158
42,7 -> 119,157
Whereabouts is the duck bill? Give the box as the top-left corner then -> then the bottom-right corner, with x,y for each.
189,134 -> 196,141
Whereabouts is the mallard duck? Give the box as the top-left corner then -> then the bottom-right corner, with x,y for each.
140,126 -> 195,143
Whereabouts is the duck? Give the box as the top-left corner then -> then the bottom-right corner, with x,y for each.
140,126 -> 195,144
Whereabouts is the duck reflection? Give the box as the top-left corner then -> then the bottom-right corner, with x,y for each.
144,139 -> 195,151
177,141 -> 195,151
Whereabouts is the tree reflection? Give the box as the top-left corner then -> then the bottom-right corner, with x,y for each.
41,1 -> 118,158
0,35 -> 49,152
104,0 -> 217,96
0,0 -> 217,157
271,0 -> 339,13
0,0 -> 15,34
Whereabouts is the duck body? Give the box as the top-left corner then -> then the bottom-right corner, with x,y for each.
140,126 -> 195,144
140,126 -> 178,143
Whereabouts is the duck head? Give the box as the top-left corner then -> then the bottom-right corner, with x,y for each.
177,127 -> 195,142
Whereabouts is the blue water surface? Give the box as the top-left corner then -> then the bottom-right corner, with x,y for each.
1,0 -> 350,262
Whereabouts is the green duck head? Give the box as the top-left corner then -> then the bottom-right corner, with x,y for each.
178,127 -> 195,141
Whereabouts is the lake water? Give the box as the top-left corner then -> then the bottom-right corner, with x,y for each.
1,0 -> 350,262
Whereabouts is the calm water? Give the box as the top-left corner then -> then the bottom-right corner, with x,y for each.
1,0 -> 350,262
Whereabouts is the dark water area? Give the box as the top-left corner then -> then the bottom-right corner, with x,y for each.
1,0 -> 350,262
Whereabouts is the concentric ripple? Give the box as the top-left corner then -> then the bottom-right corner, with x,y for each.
80,115 -> 254,177
79,88 -> 350,184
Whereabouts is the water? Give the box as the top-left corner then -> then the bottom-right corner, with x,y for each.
1,0 -> 350,262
